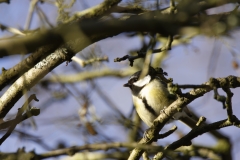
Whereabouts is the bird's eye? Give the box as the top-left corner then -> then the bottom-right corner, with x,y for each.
131,78 -> 138,82
134,78 -> 138,82
129,77 -> 138,84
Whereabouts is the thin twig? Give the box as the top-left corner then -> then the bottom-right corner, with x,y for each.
157,125 -> 177,139
196,116 -> 206,126
39,142 -> 164,158
110,5 -> 147,14
0,23 -> 25,35
25,0 -> 38,30
114,48 -> 166,66
72,56 -> 108,67
154,116 -> 240,160
222,87 -> 234,122
114,31 -> 174,66
178,84 -> 211,89
0,94 -> 39,145
0,44 -> 58,91
64,0 -> 122,23
213,87 -> 226,108
36,5 -> 54,28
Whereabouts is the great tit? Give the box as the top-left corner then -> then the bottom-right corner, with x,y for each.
124,67 -> 197,128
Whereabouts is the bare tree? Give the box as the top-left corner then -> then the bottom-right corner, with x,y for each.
0,0 -> 240,159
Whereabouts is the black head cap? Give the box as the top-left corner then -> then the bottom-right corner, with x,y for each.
123,67 -> 158,89
123,71 -> 141,89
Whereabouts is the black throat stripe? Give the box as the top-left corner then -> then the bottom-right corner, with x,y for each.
142,97 -> 158,117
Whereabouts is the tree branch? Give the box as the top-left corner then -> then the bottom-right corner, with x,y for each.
71,55 -> 109,67
128,75 -> 240,160
64,0 -> 122,23
0,108 -> 40,130
157,125 -> 177,139
42,67 -> 138,83
0,0 -> 126,119
114,48 -> 167,66
0,94 -> 39,145
38,142 -> 164,159
0,44 -> 58,91
109,5 -> 147,14
114,3 -> 175,66
1,0 -> 239,57
154,116 -> 240,159
0,23 -> 25,35
0,0 -> 9,4
222,87 -> 234,122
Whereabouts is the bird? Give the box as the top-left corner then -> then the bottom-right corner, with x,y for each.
123,67 -> 198,128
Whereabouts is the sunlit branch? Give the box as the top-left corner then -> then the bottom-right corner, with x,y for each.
0,23 -> 25,35
0,49 -> 69,119
196,116 -> 206,126
72,56 -> 109,67
64,0 -> 122,23
0,44 -> 59,91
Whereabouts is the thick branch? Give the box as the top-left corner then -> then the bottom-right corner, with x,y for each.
0,0 -> 9,4
0,44 -> 58,91
0,0 -> 126,118
0,0 -> 122,57
0,48 -> 72,118
1,0 -> 240,57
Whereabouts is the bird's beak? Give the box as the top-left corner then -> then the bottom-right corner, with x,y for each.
123,83 -> 130,87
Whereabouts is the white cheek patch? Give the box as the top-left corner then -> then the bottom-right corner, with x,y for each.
133,75 -> 151,87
